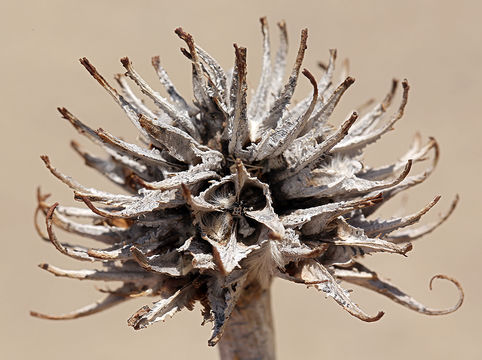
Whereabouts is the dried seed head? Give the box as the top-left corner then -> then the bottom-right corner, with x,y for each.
32,18 -> 463,346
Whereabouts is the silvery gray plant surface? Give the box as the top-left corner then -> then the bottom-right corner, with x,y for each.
32,18 -> 463,360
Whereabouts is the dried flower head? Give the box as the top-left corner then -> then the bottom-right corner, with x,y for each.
32,17 -> 463,357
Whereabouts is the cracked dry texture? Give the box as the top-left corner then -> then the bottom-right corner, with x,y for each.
32,17 -> 463,349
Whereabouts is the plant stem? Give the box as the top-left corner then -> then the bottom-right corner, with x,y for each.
218,284 -> 275,360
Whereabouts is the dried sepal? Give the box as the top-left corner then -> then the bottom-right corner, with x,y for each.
38,263 -> 156,282
151,56 -> 194,115
335,263 -> 464,315
351,195 -> 440,237
257,28 -> 308,136
228,45 -> 249,157
324,217 -> 413,255
114,73 -> 157,119
281,193 -> 383,235
128,282 -> 198,330
131,246 -> 192,277
333,80 -> 410,155
386,195 -> 459,243
31,291 -> 130,320
45,203 -> 97,262
207,271 -> 248,345
283,259 -> 384,322
279,111 -> 359,182
252,69 -> 319,160
121,57 -> 199,139
247,17 -> 272,124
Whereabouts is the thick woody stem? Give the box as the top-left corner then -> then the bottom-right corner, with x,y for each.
218,285 -> 275,360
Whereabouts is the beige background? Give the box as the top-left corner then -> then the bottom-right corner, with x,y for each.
1,0 -> 481,359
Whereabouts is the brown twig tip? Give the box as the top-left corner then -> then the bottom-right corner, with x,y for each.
233,44 -> 247,57
79,57 -> 113,90
174,27 -> 191,41
40,155 -> 50,165
259,16 -> 267,25
179,47 -> 192,60
277,19 -> 287,32
45,202 -> 56,216
344,76 -> 356,86
57,107 -> 70,118
77,194 -> 106,218
370,311 -> 385,322
151,55 -> 160,67
339,112 -> 359,135
294,29 -> 308,62
234,44 -> 247,79
56,108 -> 81,129
175,27 -> 197,60
30,310 -> 48,319
402,159 -> 413,176
302,68 -> 318,89
402,242 -> 413,255
79,57 -> 97,75
120,57 -> 130,68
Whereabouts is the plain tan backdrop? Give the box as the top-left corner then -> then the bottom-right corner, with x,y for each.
1,1 -> 481,359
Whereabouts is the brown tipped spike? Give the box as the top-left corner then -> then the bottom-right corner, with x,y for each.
302,68 -> 318,91
79,58 -> 110,90
120,57 -> 130,68
151,55 -> 160,67
366,311 -> 385,322
382,79 -> 399,109
429,274 -> 465,314
345,76 -> 355,86
79,57 -> 97,77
